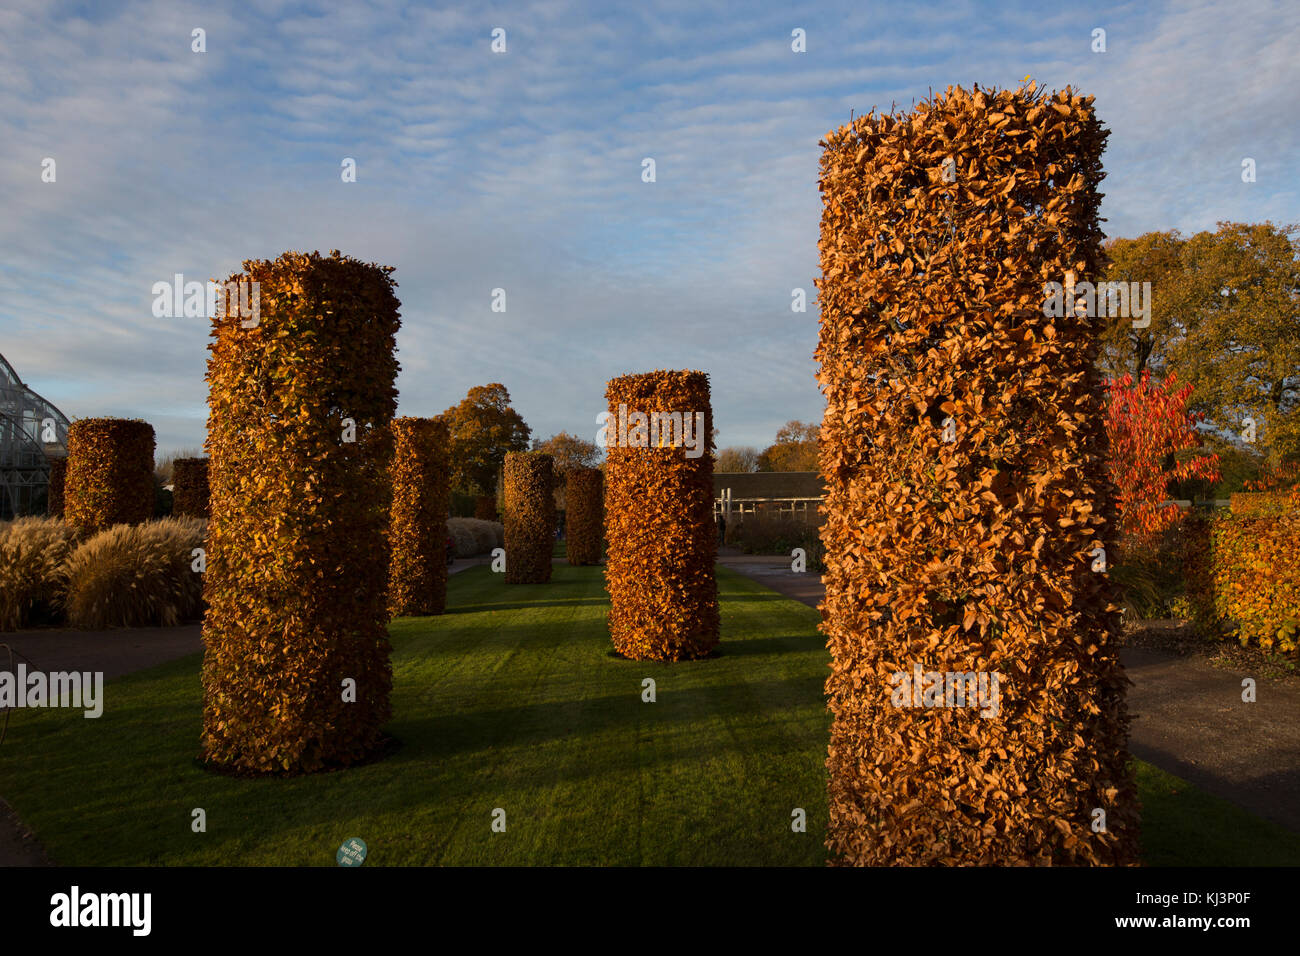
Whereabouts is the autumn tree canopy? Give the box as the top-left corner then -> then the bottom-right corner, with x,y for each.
1174,222 -> 1300,468
716,445 -> 760,472
439,383 -> 531,496
1104,369 -> 1220,560
532,430 -> 603,509
756,421 -> 819,472
1098,230 -> 1187,380
1100,222 -> 1300,467
531,431 -> 602,474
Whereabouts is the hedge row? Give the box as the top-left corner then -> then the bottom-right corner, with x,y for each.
171,458 -> 210,518
565,467 -> 603,565
64,418 -> 155,535
815,84 -> 1137,865
1183,511 -> 1300,654
603,370 -> 718,661
503,451 -> 554,584
201,250 -> 401,775
388,417 -> 451,617
1228,490 -> 1298,517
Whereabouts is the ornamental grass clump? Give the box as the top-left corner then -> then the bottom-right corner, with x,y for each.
62,517 -> 206,629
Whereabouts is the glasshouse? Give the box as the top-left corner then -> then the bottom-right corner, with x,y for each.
0,351 -> 69,519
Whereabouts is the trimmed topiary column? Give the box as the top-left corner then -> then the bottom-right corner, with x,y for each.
201,250 -> 401,774
503,451 -> 554,584
816,84 -> 1137,865
565,467 -> 604,566
474,494 -> 498,522
603,370 -> 717,660
171,457 -> 210,518
388,417 -> 452,617
46,456 -> 67,518
64,419 -> 155,535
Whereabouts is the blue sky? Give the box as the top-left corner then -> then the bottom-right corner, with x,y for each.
1,0 -> 1296,455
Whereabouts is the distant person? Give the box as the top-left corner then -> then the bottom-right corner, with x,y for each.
717,513 -> 727,545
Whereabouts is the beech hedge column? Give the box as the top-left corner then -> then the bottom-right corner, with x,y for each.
603,370 -> 718,661
201,250 -> 401,774
816,85 -> 1137,864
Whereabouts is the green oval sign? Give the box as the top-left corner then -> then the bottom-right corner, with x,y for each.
336,837 -> 367,866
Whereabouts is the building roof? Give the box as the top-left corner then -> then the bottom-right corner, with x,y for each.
712,471 -> 825,499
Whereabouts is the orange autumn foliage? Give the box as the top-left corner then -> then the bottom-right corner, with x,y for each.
64,418 -> 156,535
388,417 -> 451,616
603,370 -> 718,661
503,451 -> 555,584
565,467 -> 603,566
816,84 -> 1138,865
201,250 -> 400,775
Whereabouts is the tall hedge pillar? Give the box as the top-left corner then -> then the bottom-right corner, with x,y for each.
816,85 -> 1137,864
64,418 -> 155,534
565,467 -> 604,566
201,250 -> 401,774
46,456 -> 67,518
503,451 -> 555,584
604,370 -> 717,660
388,417 -> 451,616
171,457 -> 210,518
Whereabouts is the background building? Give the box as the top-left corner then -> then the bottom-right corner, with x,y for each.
713,471 -> 825,523
0,352 -> 70,519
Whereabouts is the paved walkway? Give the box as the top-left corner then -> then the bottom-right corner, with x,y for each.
718,554 -> 1300,834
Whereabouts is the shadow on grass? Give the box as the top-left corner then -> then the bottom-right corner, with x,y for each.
715,634 -> 826,656
441,597 -> 611,614
395,674 -> 831,761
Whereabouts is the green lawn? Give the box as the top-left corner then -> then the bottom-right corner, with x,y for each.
2,564 -> 1297,866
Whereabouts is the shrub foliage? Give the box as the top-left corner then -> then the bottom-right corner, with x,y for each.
46,456 -> 67,518
0,516 -> 79,630
565,467 -> 603,565
1228,490 -> 1297,517
201,250 -> 401,775
815,84 -> 1138,865
388,417 -> 451,617
1184,509 -> 1300,654
503,452 -> 554,584
63,518 -> 206,629
64,418 -> 156,535
603,370 -> 718,661
171,458 -> 210,518
447,517 -> 504,557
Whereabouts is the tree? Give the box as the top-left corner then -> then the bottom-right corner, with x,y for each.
1171,221 -> 1300,468
716,446 -> 759,472
1104,370 -> 1220,560
532,430 -> 602,510
1098,231 -> 1189,379
440,384 -> 531,496
531,431 -> 602,474
757,421 -> 819,472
